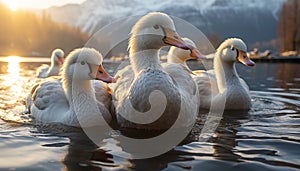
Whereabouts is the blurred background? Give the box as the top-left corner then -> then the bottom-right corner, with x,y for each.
0,0 -> 298,57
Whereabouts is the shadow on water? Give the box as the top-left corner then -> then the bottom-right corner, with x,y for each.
34,91 -> 300,171
0,59 -> 300,170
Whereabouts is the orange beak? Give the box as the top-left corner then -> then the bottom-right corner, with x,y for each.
57,56 -> 64,66
237,50 -> 255,66
162,26 -> 202,58
96,65 -> 116,83
190,48 -> 206,59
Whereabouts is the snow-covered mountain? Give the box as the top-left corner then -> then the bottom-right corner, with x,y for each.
45,0 -> 287,50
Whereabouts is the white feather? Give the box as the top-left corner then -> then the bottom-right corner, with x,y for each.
36,49 -> 64,78
111,12 -> 198,130
168,38 -> 253,110
28,48 -> 112,127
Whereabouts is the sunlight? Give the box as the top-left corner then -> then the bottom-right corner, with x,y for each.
8,2 -> 18,11
4,56 -> 21,77
3,56 -> 22,94
0,56 -> 31,123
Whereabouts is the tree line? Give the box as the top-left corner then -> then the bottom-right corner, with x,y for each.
0,4 -> 89,56
278,0 -> 300,53
1,1 -> 297,56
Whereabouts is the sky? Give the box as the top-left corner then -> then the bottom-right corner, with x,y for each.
0,0 -> 86,10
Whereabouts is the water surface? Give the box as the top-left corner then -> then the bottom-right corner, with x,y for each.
0,57 -> 299,171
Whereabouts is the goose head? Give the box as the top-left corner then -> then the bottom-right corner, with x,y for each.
129,12 -> 201,57
168,37 -> 206,64
51,49 -> 65,66
218,38 -> 255,66
63,48 -> 115,83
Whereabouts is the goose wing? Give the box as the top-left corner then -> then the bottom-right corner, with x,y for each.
29,77 -> 69,122
36,64 -> 50,78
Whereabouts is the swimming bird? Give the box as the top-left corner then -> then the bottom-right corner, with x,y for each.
167,37 -> 202,68
28,48 -> 115,127
36,49 -> 65,78
111,12 -> 202,130
168,38 -> 255,110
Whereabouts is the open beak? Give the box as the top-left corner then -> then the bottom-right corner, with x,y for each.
162,26 -> 201,58
237,50 -> 255,66
96,65 -> 116,83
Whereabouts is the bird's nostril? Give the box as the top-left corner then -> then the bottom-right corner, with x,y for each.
174,36 -> 178,39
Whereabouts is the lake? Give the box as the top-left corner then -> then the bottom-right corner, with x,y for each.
0,57 -> 299,171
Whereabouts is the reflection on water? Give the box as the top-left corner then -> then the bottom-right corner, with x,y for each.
0,56 -> 35,123
3,56 -> 22,95
0,59 -> 300,171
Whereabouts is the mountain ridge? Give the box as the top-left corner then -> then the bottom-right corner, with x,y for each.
43,0 -> 287,50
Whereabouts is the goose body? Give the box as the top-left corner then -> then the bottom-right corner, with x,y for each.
111,12 -> 201,130
168,38 -> 255,110
36,49 -> 65,78
28,48 -> 115,127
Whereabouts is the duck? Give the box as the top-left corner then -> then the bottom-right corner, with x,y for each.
168,38 -> 255,110
167,37 -> 202,68
36,49 -> 65,78
111,12 -> 202,130
28,48 -> 116,127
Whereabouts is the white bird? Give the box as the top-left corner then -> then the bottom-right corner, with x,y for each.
28,48 -> 116,127
168,38 -> 255,110
111,12 -> 202,130
167,37 -> 205,69
36,49 -> 65,78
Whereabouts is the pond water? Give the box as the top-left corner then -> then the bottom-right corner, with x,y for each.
0,57 -> 299,171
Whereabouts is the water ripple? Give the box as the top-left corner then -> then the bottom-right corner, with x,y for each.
0,62 -> 300,170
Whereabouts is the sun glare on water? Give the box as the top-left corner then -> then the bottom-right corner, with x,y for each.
5,56 -> 21,75
3,56 -> 22,93
0,56 -> 31,123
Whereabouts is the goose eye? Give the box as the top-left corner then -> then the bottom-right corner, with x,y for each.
231,47 -> 235,51
153,25 -> 159,29
81,61 -> 85,65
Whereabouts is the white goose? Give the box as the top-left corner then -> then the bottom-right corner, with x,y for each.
167,37 -> 201,67
111,12 -> 201,130
168,38 -> 255,110
36,49 -> 65,78
28,48 -> 115,127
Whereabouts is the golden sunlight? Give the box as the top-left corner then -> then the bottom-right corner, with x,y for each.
3,56 -> 22,94
8,2 -> 18,11
1,0 -> 19,11
4,56 -> 21,77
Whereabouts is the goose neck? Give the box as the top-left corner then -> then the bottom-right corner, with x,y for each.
214,55 -> 239,93
130,42 -> 162,74
167,55 -> 186,65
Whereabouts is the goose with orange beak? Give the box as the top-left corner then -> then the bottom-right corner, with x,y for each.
28,48 -> 115,127
194,38 -> 255,110
167,37 -> 206,69
111,12 -> 200,129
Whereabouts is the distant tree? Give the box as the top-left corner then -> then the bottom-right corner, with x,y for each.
278,0 -> 300,52
0,4 -> 89,56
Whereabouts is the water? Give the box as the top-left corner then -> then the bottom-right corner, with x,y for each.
0,57 -> 300,171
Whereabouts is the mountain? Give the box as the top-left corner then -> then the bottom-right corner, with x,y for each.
44,0 -> 287,51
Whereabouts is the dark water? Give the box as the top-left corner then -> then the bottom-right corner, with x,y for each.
0,58 -> 300,171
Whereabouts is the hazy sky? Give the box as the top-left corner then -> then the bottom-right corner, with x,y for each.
0,0 -> 86,10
